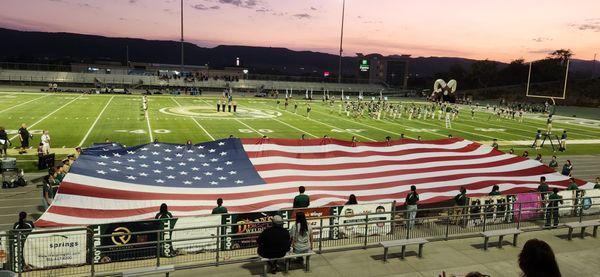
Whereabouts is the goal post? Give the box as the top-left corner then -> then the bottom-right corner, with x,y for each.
525,59 -> 570,101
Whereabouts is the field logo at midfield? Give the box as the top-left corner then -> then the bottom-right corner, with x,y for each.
159,105 -> 281,119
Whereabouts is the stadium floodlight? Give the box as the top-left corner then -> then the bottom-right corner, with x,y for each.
338,0 -> 346,84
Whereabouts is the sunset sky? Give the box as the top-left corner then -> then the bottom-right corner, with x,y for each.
1,0 -> 599,62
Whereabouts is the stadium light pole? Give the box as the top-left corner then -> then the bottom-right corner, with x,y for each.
593,53 -> 597,78
337,0 -> 346,84
180,0 -> 184,73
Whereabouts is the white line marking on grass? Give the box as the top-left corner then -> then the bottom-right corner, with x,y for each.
279,108 -> 376,141
251,102 -> 318,138
235,119 -> 264,136
311,109 -> 400,140
272,118 -> 318,138
145,109 -> 154,142
0,94 -> 49,114
170,97 -> 215,141
9,95 -> 83,141
78,96 -> 114,147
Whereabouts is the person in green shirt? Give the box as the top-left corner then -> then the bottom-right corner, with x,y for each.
488,185 -> 501,196
155,203 -> 173,220
545,188 -> 563,228
211,198 -> 228,214
293,186 -> 310,208
405,185 -> 419,229
548,155 -> 558,171
537,176 -> 549,193
561,160 -> 573,176
491,139 -> 499,150
566,177 -> 578,190
594,177 -> 600,189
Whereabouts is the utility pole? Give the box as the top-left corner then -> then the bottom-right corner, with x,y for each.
180,0 -> 184,73
593,53 -> 597,78
337,0 -> 346,84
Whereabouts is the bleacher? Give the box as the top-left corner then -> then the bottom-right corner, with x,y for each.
0,69 -> 385,93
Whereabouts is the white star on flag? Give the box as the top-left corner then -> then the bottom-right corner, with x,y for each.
97,170 -> 106,175
167,175 -> 175,179
155,179 -> 164,183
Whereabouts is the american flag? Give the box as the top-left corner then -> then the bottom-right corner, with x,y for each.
36,138 -> 593,227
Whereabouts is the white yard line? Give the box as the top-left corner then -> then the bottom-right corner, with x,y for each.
0,94 -> 49,114
235,119 -> 264,136
311,109 -> 400,141
78,96 -> 114,147
272,118 -> 318,138
145,104 -> 154,142
9,95 -> 83,141
286,109 -> 376,141
170,97 -> 215,141
252,102 -> 318,138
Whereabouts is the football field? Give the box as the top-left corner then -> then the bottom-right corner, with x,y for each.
2,92 -> 600,161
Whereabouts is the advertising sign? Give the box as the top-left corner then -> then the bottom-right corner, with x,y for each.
168,215 -> 221,254
332,203 -> 392,239
91,220 -> 162,263
222,211 -> 288,250
23,229 -> 87,269
290,207 -> 331,240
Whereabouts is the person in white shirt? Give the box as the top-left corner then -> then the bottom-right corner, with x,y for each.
41,130 -> 51,155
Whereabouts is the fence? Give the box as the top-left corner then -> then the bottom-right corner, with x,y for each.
3,194 -> 600,276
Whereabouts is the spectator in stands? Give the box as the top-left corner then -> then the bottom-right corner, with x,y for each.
548,156 -> 558,171
346,194 -> 358,205
0,126 -> 9,158
595,177 -> 600,189
212,198 -> 228,214
405,185 -> 419,229
293,186 -> 310,208
561,160 -> 573,176
18,123 -> 30,154
518,239 -> 561,277
566,177 -> 578,190
491,139 -> 499,150
155,203 -> 173,219
289,212 -> 312,263
41,130 -> 51,155
489,185 -> 501,196
545,188 -> 563,228
257,215 -> 291,274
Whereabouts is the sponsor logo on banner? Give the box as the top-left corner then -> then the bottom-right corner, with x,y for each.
290,207 -> 331,240
223,211 -> 287,250
514,193 -> 542,221
169,215 -> 221,254
92,220 -> 162,263
579,189 -> 600,215
23,229 -> 87,269
333,203 -> 392,239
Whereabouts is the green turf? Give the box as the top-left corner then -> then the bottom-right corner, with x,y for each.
2,92 -> 599,173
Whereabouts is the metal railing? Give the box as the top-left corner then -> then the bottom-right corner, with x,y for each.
4,196 -> 600,276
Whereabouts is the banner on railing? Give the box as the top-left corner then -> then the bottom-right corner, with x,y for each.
167,215 -> 221,254
579,189 -> 600,215
514,193 -> 542,221
222,211 -> 288,250
558,191 -> 577,216
289,207 -> 331,240
331,202 -> 393,239
91,220 -> 161,263
23,229 -> 87,269
0,231 -> 6,266
466,196 -> 516,227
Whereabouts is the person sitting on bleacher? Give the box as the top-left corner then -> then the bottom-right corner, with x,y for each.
257,215 -> 291,274
289,212 -> 312,263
